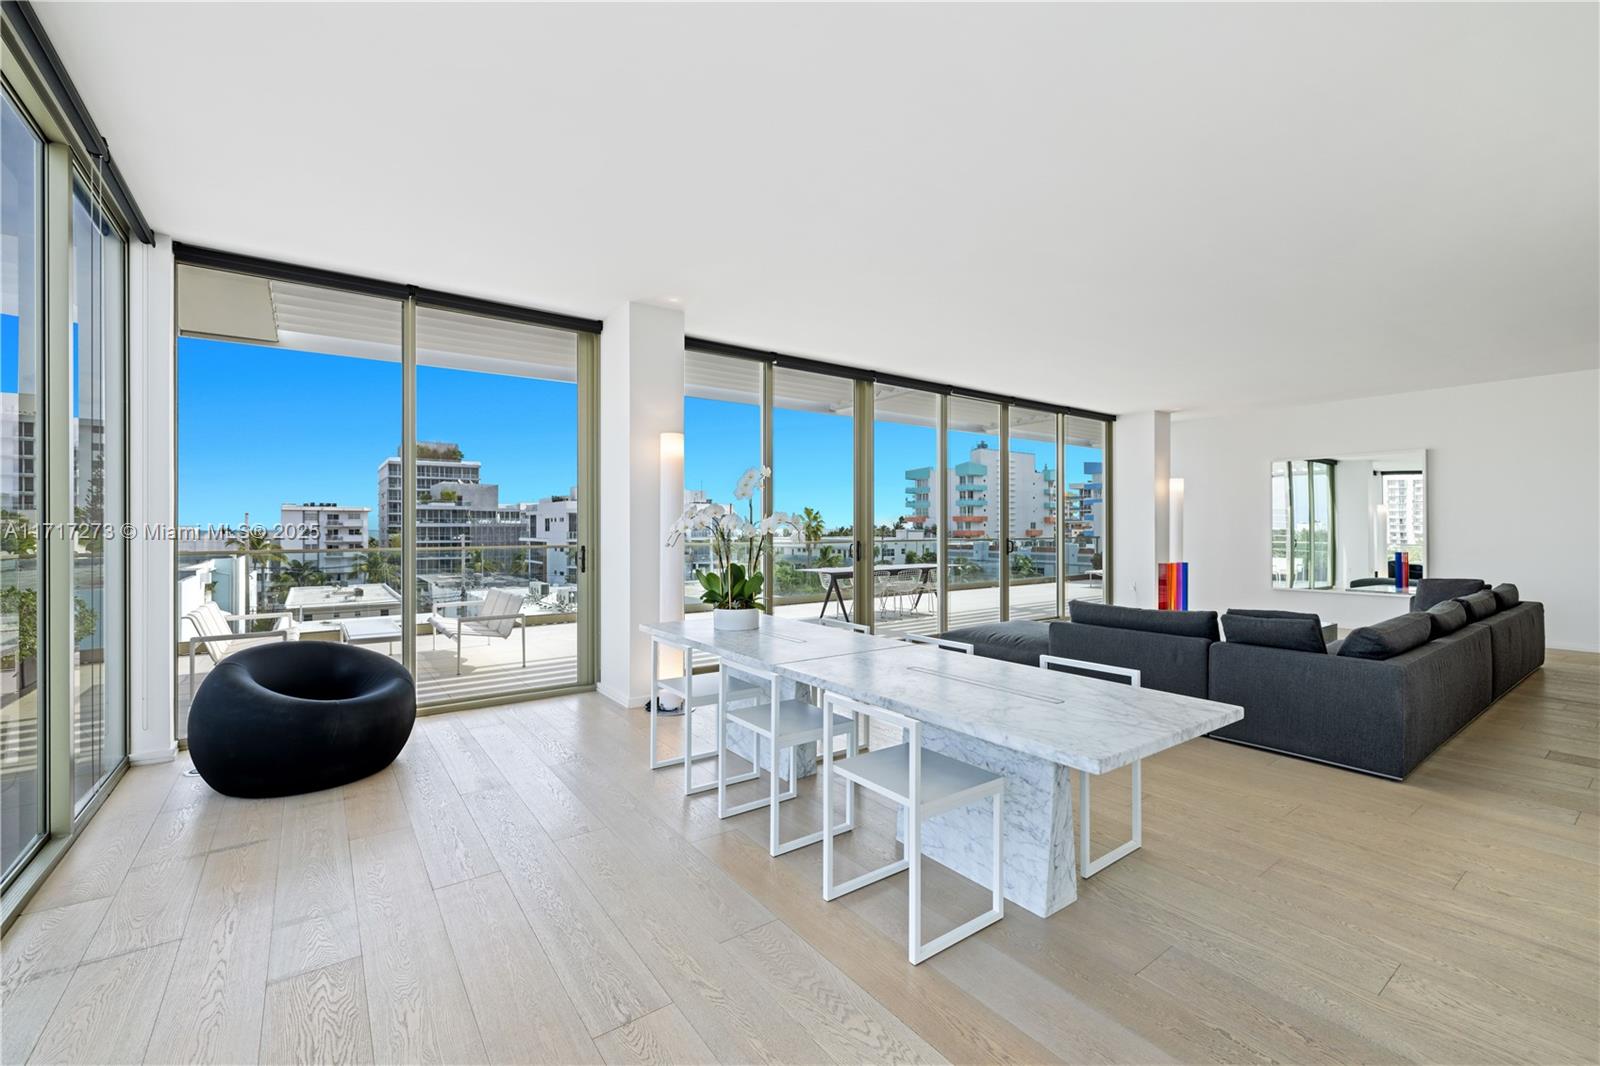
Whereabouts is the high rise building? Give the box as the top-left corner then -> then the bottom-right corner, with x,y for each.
905,442 -> 1055,540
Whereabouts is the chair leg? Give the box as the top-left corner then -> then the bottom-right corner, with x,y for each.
907,806 -> 923,963
910,789 -> 1006,964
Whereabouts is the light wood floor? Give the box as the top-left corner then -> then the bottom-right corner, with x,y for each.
5,651 -> 1597,1065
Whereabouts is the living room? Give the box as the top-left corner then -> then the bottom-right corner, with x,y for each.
2,4 -> 1596,1065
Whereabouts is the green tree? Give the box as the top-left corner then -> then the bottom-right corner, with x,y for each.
799,507 -> 825,553
226,527 -> 285,563
1011,554 -> 1039,577
273,559 -> 327,593
358,551 -> 398,585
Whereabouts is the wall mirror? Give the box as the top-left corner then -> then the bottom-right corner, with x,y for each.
1270,450 -> 1426,595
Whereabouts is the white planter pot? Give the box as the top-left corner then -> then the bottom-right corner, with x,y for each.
713,608 -> 760,631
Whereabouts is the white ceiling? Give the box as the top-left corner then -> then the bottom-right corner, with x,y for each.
39,2 -> 1599,415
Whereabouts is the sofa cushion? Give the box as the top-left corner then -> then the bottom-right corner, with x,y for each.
1457,590 -> 1500,622
1412,578 -> 1488,612
1337,612 -> 1433,660
1069,600 -> 1220,642
1481,601 -> 1545,699
1491,583 -> 1520,610
1424,599 -> 1469,637
1226,608 -> 1323,623
1221,612 -> 1327,654
939,620 -> 1050,667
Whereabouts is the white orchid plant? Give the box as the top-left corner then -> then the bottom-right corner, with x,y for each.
666,466 -> 796,611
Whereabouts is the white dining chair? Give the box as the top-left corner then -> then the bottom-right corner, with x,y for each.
717,663 -> 859,856
648,633 -> 761,795
818,693 -> 1005,964
901,634 -> 975,654
1039,654 -> 1143,877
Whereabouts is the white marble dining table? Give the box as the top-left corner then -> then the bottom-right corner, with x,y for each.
639,614 -> 1243,917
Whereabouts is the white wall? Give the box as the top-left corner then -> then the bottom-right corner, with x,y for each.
1111,411 -> 1171,607
597,302 -> 685,706
1167,370 -> 1600,651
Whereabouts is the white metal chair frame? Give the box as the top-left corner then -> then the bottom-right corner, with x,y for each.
717,663 -> 858,856
877,570 -> 924,618
648,635 -> 761,795
430,589 -> 528,676
1039,654 -> 1143,877
183,602 -> 294,695
819,693 -> 1004,964
901,634 -> 975,654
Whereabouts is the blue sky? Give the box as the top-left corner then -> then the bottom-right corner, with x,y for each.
3,328 -> 1100,533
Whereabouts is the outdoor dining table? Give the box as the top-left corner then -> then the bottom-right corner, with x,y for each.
796,562 -> 938,621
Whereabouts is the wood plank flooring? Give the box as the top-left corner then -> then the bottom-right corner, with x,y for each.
4,650 -> 1597,1064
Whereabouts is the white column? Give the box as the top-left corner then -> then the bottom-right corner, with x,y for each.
127,237 -> 177,763
1111,411 -> 1172,608
597,302 -> 685,707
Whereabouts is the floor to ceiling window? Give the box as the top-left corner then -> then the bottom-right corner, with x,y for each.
872,384 -> 941,636
682,350 -> 763,613
1063,415 -> 1108,605
68,178 -> 127,808
413,305 -> 586,705
946,397 -> 1003,628
175,263 -> 598,731
682,342 -> 1117,632
770,367 -> 858,622
1,89 -> 45,883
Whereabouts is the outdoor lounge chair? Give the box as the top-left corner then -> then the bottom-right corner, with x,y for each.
182,600 -> 296,696
429,587 -> 529,675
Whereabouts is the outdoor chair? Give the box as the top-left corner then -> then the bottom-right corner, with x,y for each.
182,600 -> 295,697
429,587 -> 529,675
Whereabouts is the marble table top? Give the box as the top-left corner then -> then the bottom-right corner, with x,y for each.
640,614 -> 906,673
774,643 -> 1243,775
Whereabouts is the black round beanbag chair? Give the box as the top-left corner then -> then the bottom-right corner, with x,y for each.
188,640 -> 415,798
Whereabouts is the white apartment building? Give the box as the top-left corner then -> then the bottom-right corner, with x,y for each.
1384,471 -> 1426,555
522,490 -> 579,585
909,442 -> 1056,542
279,502 -> 372,583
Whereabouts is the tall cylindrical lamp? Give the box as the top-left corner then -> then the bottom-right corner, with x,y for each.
1168,478 -> 1185,561
659,432 -> 685,624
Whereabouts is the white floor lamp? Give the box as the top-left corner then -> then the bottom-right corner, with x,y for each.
657,431 -> 685,710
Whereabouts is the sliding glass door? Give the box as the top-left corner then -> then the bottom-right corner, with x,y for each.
945,397 -> 1002,628
682,351 -> 763,613
770,367 -> 857,622
68,178 -> 127,808
872,384 -> 941,636
1005,406 -> 1058,621
1064,415 -> 1108,605
413,306 -> 590,706
2,91 -> 45,882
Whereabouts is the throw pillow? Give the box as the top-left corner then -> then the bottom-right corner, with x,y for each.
1457,589 -> 1500,622
1220,612 -> 1327,654
1424,599 -> 1469,637
1337,612 -> 1434,660
1491,583 -> 1520,610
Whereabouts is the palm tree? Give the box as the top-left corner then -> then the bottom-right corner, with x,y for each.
273,559 -> 327,593
226,527 -> 285,563
799,507 -> 825,556
358,551 -> 398,585
816,544 -> 844,569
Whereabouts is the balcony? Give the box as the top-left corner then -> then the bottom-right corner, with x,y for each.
175,545 -> 579,738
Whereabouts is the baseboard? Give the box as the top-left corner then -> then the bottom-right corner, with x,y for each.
129,744 -> 178,766
595,681 -> 645,709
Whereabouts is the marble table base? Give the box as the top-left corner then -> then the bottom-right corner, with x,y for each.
893,723 -> 1077,917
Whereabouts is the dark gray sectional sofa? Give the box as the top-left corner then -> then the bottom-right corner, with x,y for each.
942,578 -> 1544,780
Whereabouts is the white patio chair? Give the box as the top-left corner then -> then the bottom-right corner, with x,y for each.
877,570 -> 924,618
429,587 -> 529,676
182,600 -> 294,696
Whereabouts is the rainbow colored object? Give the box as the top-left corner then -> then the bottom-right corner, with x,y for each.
1158,561 -> 1189,610
1394,551 -> 1411,590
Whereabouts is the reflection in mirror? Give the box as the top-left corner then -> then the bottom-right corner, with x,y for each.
1271,451 -> 1426,595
